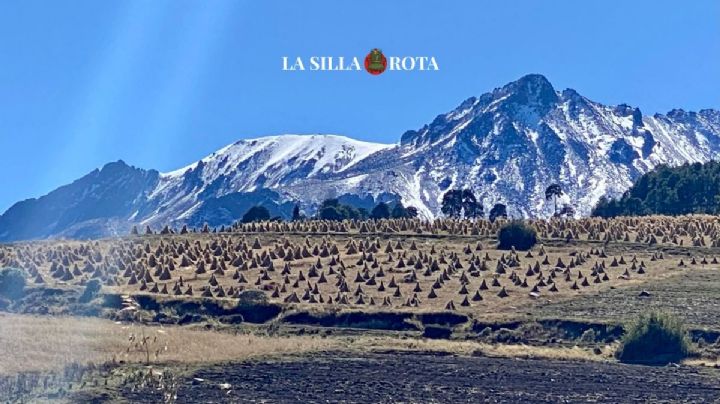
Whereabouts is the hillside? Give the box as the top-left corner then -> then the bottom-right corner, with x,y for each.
592,161 -> 720,217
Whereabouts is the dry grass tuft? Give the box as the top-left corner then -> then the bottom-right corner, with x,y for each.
359,336 -> 614,362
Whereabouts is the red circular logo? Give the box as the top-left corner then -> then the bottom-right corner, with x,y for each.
364,48 -> 387,75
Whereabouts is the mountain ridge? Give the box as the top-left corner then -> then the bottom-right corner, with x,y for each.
2,74 -> 719,241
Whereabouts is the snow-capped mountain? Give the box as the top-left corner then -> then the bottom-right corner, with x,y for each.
331,74 -> 720,218
1,74 -> 719,241
145,135 -> 393,226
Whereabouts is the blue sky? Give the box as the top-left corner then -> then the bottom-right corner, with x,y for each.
0,0 -> 718,212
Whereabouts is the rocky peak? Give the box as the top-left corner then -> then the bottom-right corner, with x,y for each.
500,74 -> 559,110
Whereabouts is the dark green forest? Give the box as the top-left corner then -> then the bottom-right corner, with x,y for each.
592,161 -> 720,217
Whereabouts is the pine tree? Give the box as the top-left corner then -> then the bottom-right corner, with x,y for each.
391,202 -> 408,218
461,189 -> 483,218
441,190 -> 463,218
242,206 -> 271,223
545,184 -> 563,216
591,161 -> 720,217
370,202 -> 391,219
489,203 -> 508,222
292,204 -> 302,221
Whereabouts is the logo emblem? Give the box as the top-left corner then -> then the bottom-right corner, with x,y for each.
364,48 -> 387,75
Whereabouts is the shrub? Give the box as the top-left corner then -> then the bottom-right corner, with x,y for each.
478,326 -> 493,338
317,199 -> 365,220
423,325 -> 452,339
615,311 -> 690,365
79,279 -> 102,303
515,321 -> 544,340
370,202 -> 391,219
493,328 -> 521,344
0,267 -> 26,300
497,221 -> 537,250
319,206 -> 345,221
236,289 -> 269,306
241,206 -> 271,223
580,328 -> 597,344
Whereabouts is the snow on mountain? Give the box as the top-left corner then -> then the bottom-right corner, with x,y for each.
1,74 -> 719,241
325,74 -> 720,218
143,134 -> 393,225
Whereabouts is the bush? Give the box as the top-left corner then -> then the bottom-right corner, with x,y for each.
0,267 -> 26,300
579,328 -> 597,344
241,206 -> 271,223
615,311 -> 690,365
236,289 -> 269,306
478,326 -> 492,338
318,206 -> 345,221
370,202 -> 391,219
423,325 -> 452,339
497,221 -> 537,250
79,279 -> 102,303
317,199 -> 365,221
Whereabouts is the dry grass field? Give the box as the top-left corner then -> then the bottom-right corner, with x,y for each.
0,313 -> 341,376
2,216 -> 719,322
0,312 -> 625,402
3,216 -> 720,401
0,312 -> 614,375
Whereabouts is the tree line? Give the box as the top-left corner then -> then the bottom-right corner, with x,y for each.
244,160 -> 720,221
314,199 -> 419,221
439,184 -> 573,221
239,182 -> 573,223
592,161 -> 720,217
241,199 -> 419,223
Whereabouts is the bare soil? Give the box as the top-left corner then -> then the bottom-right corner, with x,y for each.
113,351 -> 720,403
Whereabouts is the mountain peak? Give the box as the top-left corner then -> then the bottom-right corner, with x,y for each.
98,160 -> 133,176
515,73 -> 553,86
102,159 -> 128,169
502,74 -> 559,108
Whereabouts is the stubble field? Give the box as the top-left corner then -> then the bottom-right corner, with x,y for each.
2,216 -> 720,402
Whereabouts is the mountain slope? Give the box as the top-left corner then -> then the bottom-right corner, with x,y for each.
142,134 -> 393,226
592,161 -> 720,217
1,74 -> 719,241
0,161 -> 159,240
331,74 -> 720,217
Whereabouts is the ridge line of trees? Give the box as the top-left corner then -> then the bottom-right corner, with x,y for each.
238,183 -> 575,223
315,199 -> 419,221
440,184 -> 573,221
592,161 -> 720,217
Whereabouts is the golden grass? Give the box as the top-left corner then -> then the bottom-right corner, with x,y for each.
0,313 -> 342,375
357,336 -> 614,362
0,313 -> 617,376
683,358 -> 720,368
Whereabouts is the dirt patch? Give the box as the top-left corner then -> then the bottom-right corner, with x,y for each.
114,352 -> 720,403
130,294 -> 283,324
417,311 -> 469,327
282,310 -> 419,331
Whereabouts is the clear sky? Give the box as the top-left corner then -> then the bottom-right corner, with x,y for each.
0,0 -> 718,212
